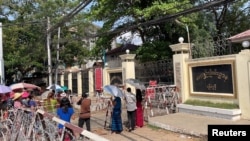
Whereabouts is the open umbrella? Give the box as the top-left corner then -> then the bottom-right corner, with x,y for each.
46,84 -> 62,91
61,86 -> 68,91
124,78 -> 146,90
103,85 -> 124,98
40,90 -> 51,99
10,82 -> 41,91
0,85 -> 12,94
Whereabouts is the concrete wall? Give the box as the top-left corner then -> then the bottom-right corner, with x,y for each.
170,42 -> 250,119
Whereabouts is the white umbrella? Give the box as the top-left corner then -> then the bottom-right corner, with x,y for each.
124,78 -> 146,90
40,90 -> 51,99
103,85 -> 124,98
46,84 -> 62,91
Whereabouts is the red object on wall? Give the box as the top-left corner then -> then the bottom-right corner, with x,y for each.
149,80 -> 157,87
95,67 -> 103,91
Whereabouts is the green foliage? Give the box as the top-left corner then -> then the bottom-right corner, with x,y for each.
1,0 -> 250,83
1,0 -> 93,83
87,0 -> 196,60
136,41 -> 173,62
184,100 -> 239,109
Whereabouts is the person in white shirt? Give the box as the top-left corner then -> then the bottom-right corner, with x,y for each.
124,87 -> 137,132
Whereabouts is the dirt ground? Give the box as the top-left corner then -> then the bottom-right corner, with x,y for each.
73,109 -> 207,141
92,124 -> 206,141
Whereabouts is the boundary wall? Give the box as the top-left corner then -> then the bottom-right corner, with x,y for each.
170,42 -> 250,119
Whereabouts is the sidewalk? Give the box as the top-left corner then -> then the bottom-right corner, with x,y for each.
148,112 -> 250,137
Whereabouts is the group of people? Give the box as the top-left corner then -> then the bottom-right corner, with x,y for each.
45,90 -> 91,140
0,88 -> 91,141
0,86 -> 145,140
0,90 -> 38,119
111,87 -> 144,134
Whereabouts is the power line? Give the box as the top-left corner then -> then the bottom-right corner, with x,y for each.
48,0 -> 93,33
88,0 -> 236,38
0,0 -> 93,28
0,20 -> 46,27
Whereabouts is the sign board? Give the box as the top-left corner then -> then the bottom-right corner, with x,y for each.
191,64 -> 234,94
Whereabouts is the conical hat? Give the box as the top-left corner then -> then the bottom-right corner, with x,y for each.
13,93 -> 22,100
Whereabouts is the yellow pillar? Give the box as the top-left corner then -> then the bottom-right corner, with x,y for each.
60,74 -> 64,86
120,53 -> 136,93
77,71 -> 82,96
68,72 -> 72,92
169,40 -> 190,103
88,68 -> 94,97
236,49 -> 250,119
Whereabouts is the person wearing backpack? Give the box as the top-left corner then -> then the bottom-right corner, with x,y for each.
124,87 -> 137,132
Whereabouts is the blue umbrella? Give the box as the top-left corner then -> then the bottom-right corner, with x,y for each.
103,85 -> 124,98
0,85 -> 12,94
46,84 -> 62,91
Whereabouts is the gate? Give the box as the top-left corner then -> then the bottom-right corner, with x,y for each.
81,69 -> 89,95
64,72 -> 69,88
72,72 -> 77,94
135,59 -> 174,85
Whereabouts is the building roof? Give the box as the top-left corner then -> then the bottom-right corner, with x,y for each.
228,29 -> 250,43
106,44 -> 139,55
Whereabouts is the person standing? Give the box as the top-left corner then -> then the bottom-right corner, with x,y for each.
57,97 -> 74,141
77,93 -> 91,139
13,93 -> 22,109
136,89 -> 144,128
111,96 -> 123,133
45,91 -> 58,114
125,87 -> 137,132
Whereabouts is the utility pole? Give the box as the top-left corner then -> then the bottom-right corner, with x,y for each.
0,23 -> 5,84
55,27 -> 60,86
175,20 -> 192,58
47,17 -> 52,86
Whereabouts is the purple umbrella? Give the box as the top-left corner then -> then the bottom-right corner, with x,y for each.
0,84 -> 12,94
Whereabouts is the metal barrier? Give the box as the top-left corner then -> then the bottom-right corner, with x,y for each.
143,84 -> 180,120
0,108 -> 109,141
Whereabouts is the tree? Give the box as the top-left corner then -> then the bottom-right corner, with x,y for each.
86,0 -> 196,61
0,0 -> 96,83
191,0 -> 250,58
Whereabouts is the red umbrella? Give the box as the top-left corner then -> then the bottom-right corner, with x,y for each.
10,82 -> 41,91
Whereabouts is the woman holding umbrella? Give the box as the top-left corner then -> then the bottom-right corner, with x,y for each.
111,96 -> 123,134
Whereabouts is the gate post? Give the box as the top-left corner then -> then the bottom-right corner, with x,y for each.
88,68 -> 94,97
236,49 -> 250,119
68,71 -> 72,92
120,51 -> 136,93
77,71 -> 82,96
169,37 -> 191,103
60,74 -> 64,86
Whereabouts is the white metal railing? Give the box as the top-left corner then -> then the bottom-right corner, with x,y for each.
0,108 -> 109,141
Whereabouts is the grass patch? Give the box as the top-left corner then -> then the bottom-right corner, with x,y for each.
184,100 -> 239,109
147,124 -> 161,130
